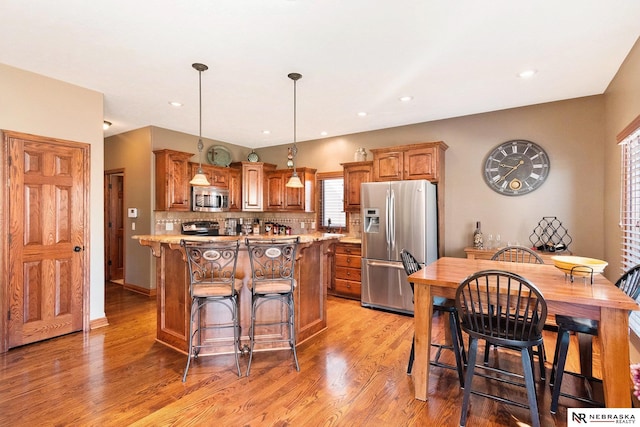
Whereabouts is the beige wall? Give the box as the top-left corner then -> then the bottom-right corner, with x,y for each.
104,127 -> 154,290
0,63 -> 105,322
261,95 -> 607,262
604,37 -> 640,279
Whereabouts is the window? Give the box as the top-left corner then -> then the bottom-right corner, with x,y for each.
317,172 -> 346,231
619,114 -> 640,334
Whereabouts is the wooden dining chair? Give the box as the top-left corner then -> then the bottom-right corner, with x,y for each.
400,249 -> 466,388
456,270 -> 547,427
492,245 -> 544,264
549,263 -> 640,413
487,245 -> 547,379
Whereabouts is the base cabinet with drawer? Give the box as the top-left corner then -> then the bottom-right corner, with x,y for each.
332,243 -> 362,300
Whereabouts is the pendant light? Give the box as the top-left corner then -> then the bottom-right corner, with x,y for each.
285,72 -> 304,188
189,63 -> 211,186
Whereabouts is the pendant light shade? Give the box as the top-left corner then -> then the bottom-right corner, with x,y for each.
189,63 -> 211,186
286,174 -> 303,188
286,72 -> 304,188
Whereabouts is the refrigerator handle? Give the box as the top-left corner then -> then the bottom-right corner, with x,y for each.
365,260 -> 405,269
390,189 -> 396,250
385,190 -> 391,246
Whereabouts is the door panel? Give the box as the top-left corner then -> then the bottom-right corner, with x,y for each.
361,182 -> 390,261
6,133 -> 86,349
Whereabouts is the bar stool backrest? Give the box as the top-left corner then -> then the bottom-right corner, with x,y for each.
245,237 -> 299,294
181,239 -> 241,297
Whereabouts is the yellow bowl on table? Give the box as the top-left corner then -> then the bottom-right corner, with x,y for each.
551,255 -> 608,277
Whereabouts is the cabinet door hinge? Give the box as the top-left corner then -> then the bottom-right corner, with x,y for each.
7,310 -> 10,321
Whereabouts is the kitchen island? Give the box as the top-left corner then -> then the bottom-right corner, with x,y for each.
133,233 -> 340,354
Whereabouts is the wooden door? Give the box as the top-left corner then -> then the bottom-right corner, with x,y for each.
105,171 -> 124,281
5,131 -> 87,349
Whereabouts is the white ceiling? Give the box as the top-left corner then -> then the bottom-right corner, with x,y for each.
1,1 -> 639,148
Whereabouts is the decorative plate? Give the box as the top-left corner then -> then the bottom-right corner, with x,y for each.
247,150 -> 259,162
207,145 -> 232,167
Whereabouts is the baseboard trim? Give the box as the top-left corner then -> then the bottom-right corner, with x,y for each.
123,283 -> 157,297
90,317 -> 109,329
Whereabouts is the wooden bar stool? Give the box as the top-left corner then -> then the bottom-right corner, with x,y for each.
180,239 -> 243,381
245,237 -> 300,376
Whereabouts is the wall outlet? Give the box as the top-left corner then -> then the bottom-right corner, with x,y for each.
300,222 -> 305,229
166,222 -> 174,231
311,222 -> 316,229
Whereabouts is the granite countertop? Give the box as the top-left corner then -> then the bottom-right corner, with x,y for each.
339,237 -> 361,244
132,232 -> 345,245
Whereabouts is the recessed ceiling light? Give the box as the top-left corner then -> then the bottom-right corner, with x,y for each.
320,131 -> 328,136
357,112 -> 367,117
399,96 -> 413,102
169,101 -> 183,107
518,69 -> 537,79
262,130 -> 271,135
103,121 -> 112,130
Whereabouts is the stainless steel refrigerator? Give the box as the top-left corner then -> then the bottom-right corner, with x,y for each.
361,180 -> 438,314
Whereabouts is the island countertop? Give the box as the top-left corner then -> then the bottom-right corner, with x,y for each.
132,232 -> 344,244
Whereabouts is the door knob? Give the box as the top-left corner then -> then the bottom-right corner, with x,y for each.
73,246 -> 82,252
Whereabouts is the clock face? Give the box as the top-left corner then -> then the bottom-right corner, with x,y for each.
483,140 -> 550,196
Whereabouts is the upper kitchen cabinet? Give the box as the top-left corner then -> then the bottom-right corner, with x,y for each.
266,168 -> 317,212
341,161 -> 373,212
231,161 -> 276,212
154,149 -> 193,211
370,141 -> 448,183
189,162 -> 229,188
228,167 -> 242,212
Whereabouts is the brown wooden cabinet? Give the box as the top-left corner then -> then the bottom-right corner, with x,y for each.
230,161 -> 276,212
331,243 -> 362,300
228,167 -> 242,211
189,163 -> 229,188
341,161 -> 373,212
265,167 -> 317,212
370,142 -> 448,256
370,141 -> 447,182
153,149 -> 193,211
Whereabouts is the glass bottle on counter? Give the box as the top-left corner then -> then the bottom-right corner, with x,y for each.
473,221 -> 484,249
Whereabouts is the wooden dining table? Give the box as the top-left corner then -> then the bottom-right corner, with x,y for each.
408,256 -> 640,407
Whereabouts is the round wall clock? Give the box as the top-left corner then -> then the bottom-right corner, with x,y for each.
483,139 -> 550,196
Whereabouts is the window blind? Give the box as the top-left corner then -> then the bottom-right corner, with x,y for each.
318,177 -> 346,229
620,126 -> 640,334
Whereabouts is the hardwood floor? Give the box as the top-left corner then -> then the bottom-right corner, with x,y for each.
0,282 -> 601,426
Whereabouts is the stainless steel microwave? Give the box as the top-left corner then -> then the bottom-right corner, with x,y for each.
192,186 -> 229,212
